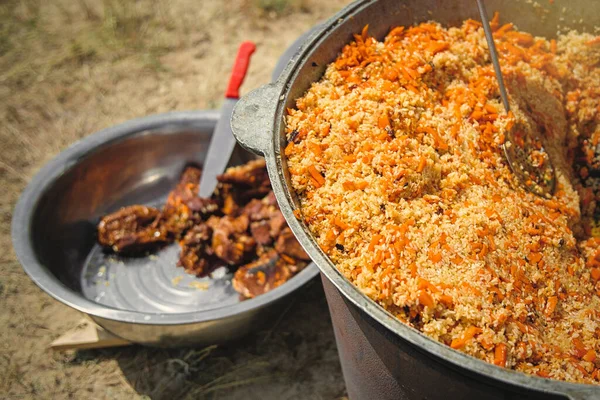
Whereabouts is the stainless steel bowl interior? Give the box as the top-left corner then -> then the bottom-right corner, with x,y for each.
11,111 -> 319,344
231,0 -> 600,398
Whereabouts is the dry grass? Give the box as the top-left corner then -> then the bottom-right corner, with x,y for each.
254,0 -> 311,16
0,0 -> 352,398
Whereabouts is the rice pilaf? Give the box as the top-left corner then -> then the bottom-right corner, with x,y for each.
284,16 -> 600,384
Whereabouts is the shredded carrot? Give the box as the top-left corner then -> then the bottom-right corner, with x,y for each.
399,219 -> 415,233
393,240 -> 404,254
378,112 -> 391,129
308,165 -> 325,187
537,369 -> 550,378
399,66 -> 413,81
427,41 -> 449,55
293,209 -> 302,219
284,142 -> 295,156
428,250 -> 442,263
439,294 -> 453,307
583,350 -> 597,363
342,181 -> 356,191
361,24 -> 369,41
450,123 -> 460,139
528,252 -> 542,263
382,80 -> 395,91
417,156 -> 427,173
334,216 -> 350,230
382,66 -> 399,81
505,109 -> 515,129
550,39 -> 557,54
495,23 -> 514,36
451,255 -> 463,265
508,31 -> 534,46
462,282 -> 482,296
451,326 -> 481,349
405,83 -> 419,93
464,326 -> 482,340
325,229 -> 337,242
368,234 -> 383,251
419,290 -> 435,308
376,132 -> 390,141
409,262 -> 417,278
417,126 -> 448,150
586,36 -> 600,46
490,11 -> 500,31
487,235 -> 496,251
573,338 -> 587,359
308,142 -> 322,156
484,104 -> 498,114
388,26 -> 405,37
470,110 -> 483,120
545,296 -> 558,317
494,343 -> 508,367
356,181 -> 368,190
417,278 -> 440,293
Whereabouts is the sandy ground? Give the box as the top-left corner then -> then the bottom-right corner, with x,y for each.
0,0 -> 352,398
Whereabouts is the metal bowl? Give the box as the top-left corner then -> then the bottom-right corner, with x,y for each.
11,110 -> 319,346
231,0 -> 600,398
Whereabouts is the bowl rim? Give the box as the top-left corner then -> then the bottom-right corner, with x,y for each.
11,110 -> 319,326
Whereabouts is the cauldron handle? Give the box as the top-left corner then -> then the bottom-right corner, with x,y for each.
230,83 -> 281,157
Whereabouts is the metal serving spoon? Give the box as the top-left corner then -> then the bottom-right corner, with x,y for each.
477,0 -> 556,198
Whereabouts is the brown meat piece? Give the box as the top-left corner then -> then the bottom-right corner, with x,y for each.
209,214 -> 256,265
242,192 -> 288,246
217,159 -> 269,187
242,186 -> 272,202
177,224 -> 220,276
213,183 -> 266,216
96,161 -> 310,300
160,165 -> 219,237
220,186 -> 239,215
242,198 -> 267,221
269,210 -> 287,238
217,159 -> 271,202
98,205 -> 167,254
275,227 -> 310,261
178,164 -> 203,185
241,197 -> 274,221
284,258 -> 309,274
250,221 -> 272,246
241,192 -> 284,222
262,191 -> 278,206
232,250 -> 291,298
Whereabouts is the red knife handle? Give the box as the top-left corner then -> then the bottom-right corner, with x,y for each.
225,41 -> 256,99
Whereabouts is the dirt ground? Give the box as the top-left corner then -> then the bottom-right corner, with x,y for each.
0,0 -> 352,398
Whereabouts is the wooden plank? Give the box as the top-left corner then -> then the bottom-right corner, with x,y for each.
50,318 -> 132,351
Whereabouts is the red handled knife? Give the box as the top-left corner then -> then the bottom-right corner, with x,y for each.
198,41 -> 256,198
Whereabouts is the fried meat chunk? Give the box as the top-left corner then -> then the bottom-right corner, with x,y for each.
97,205 -> 167,254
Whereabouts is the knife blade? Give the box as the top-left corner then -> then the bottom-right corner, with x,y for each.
198,41 -> 256,198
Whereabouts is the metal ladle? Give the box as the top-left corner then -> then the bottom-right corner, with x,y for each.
477,0 -> 556,198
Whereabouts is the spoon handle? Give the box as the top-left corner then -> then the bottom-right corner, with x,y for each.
476,0 -> 510,112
